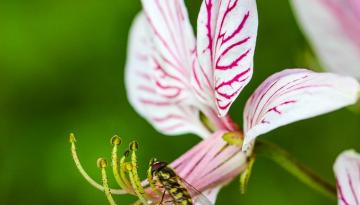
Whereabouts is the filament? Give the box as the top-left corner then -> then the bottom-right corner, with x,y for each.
129,141 -> 145,193
132,200 -> 142,205
111,135 -> 133,193
127,163 -> 149,205
69,133 -> 126,195
120,150 -> 133,191
240,155 -> 256,194
97,158 -> 118,205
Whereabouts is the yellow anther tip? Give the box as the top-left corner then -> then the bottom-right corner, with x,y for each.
69,133 -> 76,143
129,141 -> 139,151
97,158 -> 108,168
111,135 -> 122,145
126,163 -> 132,171
223,132 -> 243,146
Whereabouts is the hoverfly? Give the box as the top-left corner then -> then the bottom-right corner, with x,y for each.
149,159 -> 213,205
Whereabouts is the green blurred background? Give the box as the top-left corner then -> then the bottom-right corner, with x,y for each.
0,0 -> 359,204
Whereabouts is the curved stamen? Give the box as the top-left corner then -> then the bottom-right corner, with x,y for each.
147,158 -> 162,196
97,158 -> 118,205
69,133 -> 126,195
127,141 -> 149,204
111,135 -> 133,193
129,141 -> 145,193
132,200 -> 142,205
126,163 -> 149,205
120,150 -> 133,191
239,155 -> 256,194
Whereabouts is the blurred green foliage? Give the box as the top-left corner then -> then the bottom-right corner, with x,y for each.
0,0 -> 359,205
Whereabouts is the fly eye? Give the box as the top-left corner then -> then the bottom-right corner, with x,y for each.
159,162 -> 168,168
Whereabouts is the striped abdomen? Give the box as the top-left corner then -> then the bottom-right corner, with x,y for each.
156,167 -> 193,205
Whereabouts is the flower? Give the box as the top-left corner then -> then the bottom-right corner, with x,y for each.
334,150 -> 360,205
291,0 -> 360,79
123,0 -> 360,204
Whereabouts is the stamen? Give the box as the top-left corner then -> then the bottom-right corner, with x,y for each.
199,111 -> 217,132
239,155 -> 256,194
111,135 -> 133,193
97,158 -> 118,205
128,141 -> 150,204
147,158 -> 162,196
222,132 -> 243,146
132,200 -> 142,205
69,133 -> 126,195
126,163 -> 149,205
120,150 -> 133,191
129,141 -> 144,192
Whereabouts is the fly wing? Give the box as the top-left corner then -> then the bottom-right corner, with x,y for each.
177,178 -> 214,205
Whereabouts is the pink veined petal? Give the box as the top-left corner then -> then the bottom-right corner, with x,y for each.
195,0 -> 258,116
334,150 -> 360,205
125,13 -> 210,138
242,69 -> 360,150
171,130 -> 247,192
140,0 -> 197,103
291,0 -> 360,79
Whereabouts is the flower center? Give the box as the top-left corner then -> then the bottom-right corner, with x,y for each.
69,131 -> 250,205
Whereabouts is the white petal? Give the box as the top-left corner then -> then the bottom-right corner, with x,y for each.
141,0 -> 197,103
125,13 -> 210,138
194,187 -> 221,205
195,0 -> 258,116
291,0 -> 360,79
334,150 -> 360,205
243,69 -> 360,150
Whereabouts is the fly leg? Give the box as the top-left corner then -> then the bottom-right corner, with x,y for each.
158,189 -> 176,205
159,190 -> 166,205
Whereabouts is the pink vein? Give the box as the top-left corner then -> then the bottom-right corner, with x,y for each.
216,45 -> 251,70
153,114 -> 185,122
203,0 -> 214,65
337,179 -> 350,205
160,123 -> 185,132
145,12 -> 183,70
251,75 -> 309,126
347,170 -> 360,205
215,67 -> 251,90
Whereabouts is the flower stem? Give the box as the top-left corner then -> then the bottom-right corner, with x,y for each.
254,140 -> 337,200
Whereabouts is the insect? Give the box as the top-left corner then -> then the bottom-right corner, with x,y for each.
149,159 -> 213,205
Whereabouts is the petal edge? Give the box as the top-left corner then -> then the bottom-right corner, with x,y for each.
243,69 -> 360,150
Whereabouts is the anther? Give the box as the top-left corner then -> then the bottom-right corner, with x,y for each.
97,158 -> 108,169
111,135 -> 122,145
69,133 -> 76,143
129,141 -> 139,151
126,163 -> 133,171
223,132 -> 243,146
